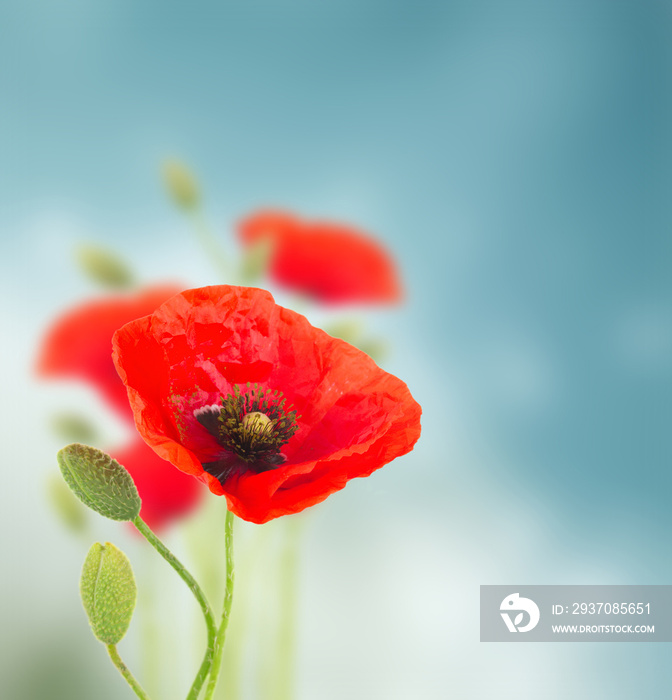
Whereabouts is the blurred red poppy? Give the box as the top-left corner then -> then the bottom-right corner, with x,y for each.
109,439 -> 203,530
112,285 -> 421,523
37,284 -> 205,528
238,210 -> 402,305
37,285 -> 183,422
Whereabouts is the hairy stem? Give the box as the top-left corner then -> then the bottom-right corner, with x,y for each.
205,508 -> 235,700
133,515 -> 217,700
106,644 -> 151,700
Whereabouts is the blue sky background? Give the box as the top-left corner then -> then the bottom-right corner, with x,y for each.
1,1 -> 671,698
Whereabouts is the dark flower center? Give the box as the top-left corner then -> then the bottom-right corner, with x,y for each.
194,384 -> 299,484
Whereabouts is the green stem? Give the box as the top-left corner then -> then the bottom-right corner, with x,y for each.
190,209 -> 230,281
106,644 -> 151,700
132,515 -> 217,700
138,560 -> 161,697
204,509 -> 235,700
275,516 -> 302,700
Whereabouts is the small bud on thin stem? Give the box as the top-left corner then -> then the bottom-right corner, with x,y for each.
162,159 -> 200,210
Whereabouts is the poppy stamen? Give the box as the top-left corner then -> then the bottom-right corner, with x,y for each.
195,383 -> 299,477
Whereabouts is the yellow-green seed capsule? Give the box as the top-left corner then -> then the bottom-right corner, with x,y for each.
242,411 -> 272,433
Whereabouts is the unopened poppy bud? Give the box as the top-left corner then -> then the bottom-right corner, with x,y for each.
324,319 -> 363,345
357,337 -> 387,363
46,472 -> 88,532
242,411 -> 272,433
50,411 -> 98,444
80,542 -> 137,645
57,443 -> 141,521
162,159 -> 200,210
76,244 -> 134,289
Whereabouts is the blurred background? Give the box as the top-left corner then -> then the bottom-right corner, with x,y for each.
2,0 -> 671,698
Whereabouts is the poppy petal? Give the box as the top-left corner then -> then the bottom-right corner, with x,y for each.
238,211 -> 402,305
37,285 -> 184,422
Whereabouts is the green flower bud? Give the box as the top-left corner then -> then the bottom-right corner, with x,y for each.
50,411 -> 98,445
324,319 -> 363,345
80,542 -> 137,645
46,472 -> 88,532
162,159 -> 200,210
76,244 -> 135,289
57,443 -> 141,521
356,338 -> 387,363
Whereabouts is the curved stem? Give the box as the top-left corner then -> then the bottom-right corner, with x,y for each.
132,515 -> 217,700
106,644 -> 151,700
204,508 -> 235,700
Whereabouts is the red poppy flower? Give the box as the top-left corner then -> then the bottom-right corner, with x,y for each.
37,285 -> 184,422
112,285 -> 421,523
37,284 -> 204,528
109,439 -> 203,531
237,210 -> 402,305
